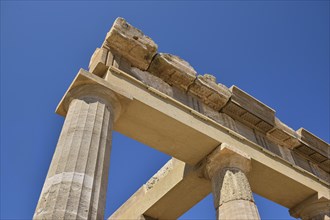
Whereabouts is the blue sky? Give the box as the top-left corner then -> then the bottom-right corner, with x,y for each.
1,1 -> 329,219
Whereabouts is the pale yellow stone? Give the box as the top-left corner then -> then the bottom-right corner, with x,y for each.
148,53 -> 197,91
290,194 -> 330,220
103,17 -> 157,70
89,47 -> 109,77
188,74 -> 231,111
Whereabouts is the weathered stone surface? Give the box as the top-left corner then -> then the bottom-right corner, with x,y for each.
89,48 -> 109,77
290,194 -> 330,220
112,52 -> 131,73
108,158 -> 210,220
145,160 -> 173,190
34,97 -> 114,220
129,67 -> 173,97
212,168 -> 254,207
267,118 -> 300,149
203,143 -> 251,180
279,146 -> 296,165
291,151 -> 313,173
297,128 -> 330,158
103,17 -> 157,70
255,131 -> 282,157
310,162 -> 330,183
222,86 -> 275,133
188,74 -> 231,111
218,200 -> 260,220
204,143 -> 260,220
148,53 -> 197,91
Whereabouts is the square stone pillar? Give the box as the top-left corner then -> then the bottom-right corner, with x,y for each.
204,143 -> 260,220
34,84 -> 121,220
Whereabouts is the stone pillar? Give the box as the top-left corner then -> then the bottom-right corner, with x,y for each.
34,86 -> 120,220
204,143 -> 260,220
289,194 -> 330,220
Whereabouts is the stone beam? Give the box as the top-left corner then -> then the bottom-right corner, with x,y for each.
108,158 -> 210,220
56,68 -> 329,211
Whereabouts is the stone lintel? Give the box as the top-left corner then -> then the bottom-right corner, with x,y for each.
204,143 -> 251,179
102,17 -> 157,70
222,85 -> 275,133
289,193 -> 330,219
55,68 -> 129,122
108,158 -> 210,220
147,53 -> 197,91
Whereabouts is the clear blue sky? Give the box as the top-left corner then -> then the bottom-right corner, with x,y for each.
1,1 -> 329,219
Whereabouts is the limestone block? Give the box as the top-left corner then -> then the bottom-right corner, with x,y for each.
255,131 -> 282,157
188,74 -> 231,111
89,48 -> 109,77
267,118 -> 300,149
148,53 -> 197,91
129,67 -> 173,97
235,120 -> 258,143
103,17 -> 158,70
199,103 -> 225,124
278,146 -> 296,165
293,129 -> 330,173
112,52 -> 131,73
310,162 -> 330,183
290,194 -> 330,220
204,143 -> 251,179
297,128 -> 330,158
145,160 -> 173,190
222,86 -> 275,132
291,151 -> 313,173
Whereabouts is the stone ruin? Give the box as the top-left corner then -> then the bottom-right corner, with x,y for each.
34,17 -> 329,220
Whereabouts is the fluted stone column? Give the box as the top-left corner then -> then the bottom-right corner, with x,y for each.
204,143 -> 260,220
34,86 -> 120,220
289,194 -> 330,220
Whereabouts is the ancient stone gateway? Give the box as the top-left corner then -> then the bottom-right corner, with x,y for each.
34,17 -> 330,220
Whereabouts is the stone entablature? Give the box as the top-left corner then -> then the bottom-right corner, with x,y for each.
88,17 -> 329,183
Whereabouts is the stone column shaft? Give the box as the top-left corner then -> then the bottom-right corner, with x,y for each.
205,143 -> 260,220
211,167 -> 259,219
34,97 -> 113,220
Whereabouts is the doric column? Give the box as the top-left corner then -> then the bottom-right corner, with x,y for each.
204,143 -> 260,220
34,85 -> 121,220
289,194 -> 330,220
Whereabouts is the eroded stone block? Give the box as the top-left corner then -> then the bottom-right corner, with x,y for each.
89,48 -> 109,77
103,17 -> 158,70
129,67 -> 173,97
291,151 -> 313,173
222,86 -> 275,133
148,53 -> 197,91
310,162 -> 330,183
189,74 -> 231,111
255,131 -> 282,157
267,118 -> 300,149
297,128 -> 329,157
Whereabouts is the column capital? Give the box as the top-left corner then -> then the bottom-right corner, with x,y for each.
289,194 -> 330,219
56,69 -> 123,122
203,143 -> 251,179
